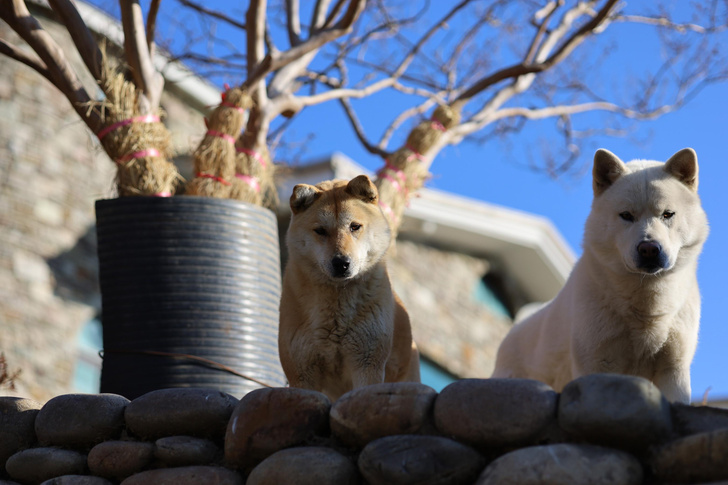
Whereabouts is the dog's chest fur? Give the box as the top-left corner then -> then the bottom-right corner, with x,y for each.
580,256 -> 698,373
303,268 -> 393,348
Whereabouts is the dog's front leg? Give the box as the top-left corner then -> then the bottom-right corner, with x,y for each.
351,364 -> 386,390
653,367 -> 691,404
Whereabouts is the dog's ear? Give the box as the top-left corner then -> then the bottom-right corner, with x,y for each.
345,175 -> 378,204
593,149 -> 627,196
290,184 -> 322,214
664,148 -> 698,191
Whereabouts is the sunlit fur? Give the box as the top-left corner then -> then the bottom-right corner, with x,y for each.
493,148 -> 708,403
278,175 -> 420,401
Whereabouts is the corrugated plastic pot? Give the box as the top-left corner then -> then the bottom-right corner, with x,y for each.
95,196 -> 285,399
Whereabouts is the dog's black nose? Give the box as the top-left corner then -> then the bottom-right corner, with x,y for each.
637,241 -> 666,272
331,255 -> 351,277
638,241 -> 661,259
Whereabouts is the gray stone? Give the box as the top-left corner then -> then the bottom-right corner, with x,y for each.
87,440 -> 155,480
558,373 -> 673,450
672,403 -> 728,437
0,397 -> 41,467
0,480 -> 22,485
40,476 -> 113,485
247,447 -> 358,485
120,466 -> 243,485
476,444 -> 643,485
358,435 -> 486,485
125,388 -> 238,441
154,436 -> 219,467
5,447 -> 86,484
331,382 -> 437,448
224,387 -> 330,471
433,378 -> 557,448
35,394 -> 128,448
651,428 -> 728,483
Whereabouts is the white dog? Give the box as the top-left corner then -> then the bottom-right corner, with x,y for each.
492,148 -> 708,403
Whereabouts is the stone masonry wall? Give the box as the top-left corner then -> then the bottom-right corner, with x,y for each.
0,6 -> 206,402
2,373 -> 728,485
389,240 -> 512,379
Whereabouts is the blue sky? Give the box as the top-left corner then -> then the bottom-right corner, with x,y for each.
89,1 -> 727,401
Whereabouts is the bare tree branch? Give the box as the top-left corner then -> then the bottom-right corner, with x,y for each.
244,0 -> 365,90
119,0 -> 164,111
286,0 -> 301,46
450,0 -> 617,145
0,37 -> 53,83
380,97 -> 439,148
455,0 -> 617,103
339,98 -> 389,157
178,0 -> 247,31
48,0 -> 102,81
146,0 -> 161,58
322,0 -> 350,29
311,0 -> 334,30
0,0 -> 101,133
490,101 -> 673,123
524,0 -> 561,64
614,14 -> 723,33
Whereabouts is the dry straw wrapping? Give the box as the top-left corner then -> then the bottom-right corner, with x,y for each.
231,131 -> 278,210
376,104 -> 462,234
96,63 -> 178,197
186,88 -> 252,198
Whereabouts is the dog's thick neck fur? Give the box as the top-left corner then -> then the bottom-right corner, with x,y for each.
285,258 -> 393,339
581,246 -> 699,320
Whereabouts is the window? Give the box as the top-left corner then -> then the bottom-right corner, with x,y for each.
420,357 -> 457,392
72,317 -> 102,393
473,272 -> 514,319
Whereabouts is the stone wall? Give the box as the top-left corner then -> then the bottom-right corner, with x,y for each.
389,240 -> 512,379
2,374 -> 728,485
0,5 -> 206,402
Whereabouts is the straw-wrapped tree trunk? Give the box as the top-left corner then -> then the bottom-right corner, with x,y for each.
184,0 -> 367,209
0,0 -> 178,196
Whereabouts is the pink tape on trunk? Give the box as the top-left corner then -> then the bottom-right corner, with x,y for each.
116,148 -> 161,165
97,115 -> 160,140
236,147 -> 267,168
405,144 -> 425,161
235,173 -> 260,193
430,118 -> 446,132
377,160 -> 408,197
379,201 -> 396,223
196,172 -> 231,186
380,173 -> 407,196
220,102 -> 246,114
206,130 -> 236,144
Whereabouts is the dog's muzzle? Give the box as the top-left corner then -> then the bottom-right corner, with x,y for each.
331,255 -> 352,278
636,240 -> 668,273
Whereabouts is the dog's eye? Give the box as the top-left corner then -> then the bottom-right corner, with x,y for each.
662,211 -> 675,220
313,227 -> 327,236
619,212 -> 634,222
350,222 -> 362,232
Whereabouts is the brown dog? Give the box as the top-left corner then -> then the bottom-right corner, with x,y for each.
278,175 -> 420,401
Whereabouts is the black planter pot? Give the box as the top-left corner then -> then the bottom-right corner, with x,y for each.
95,196 -> 286,399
